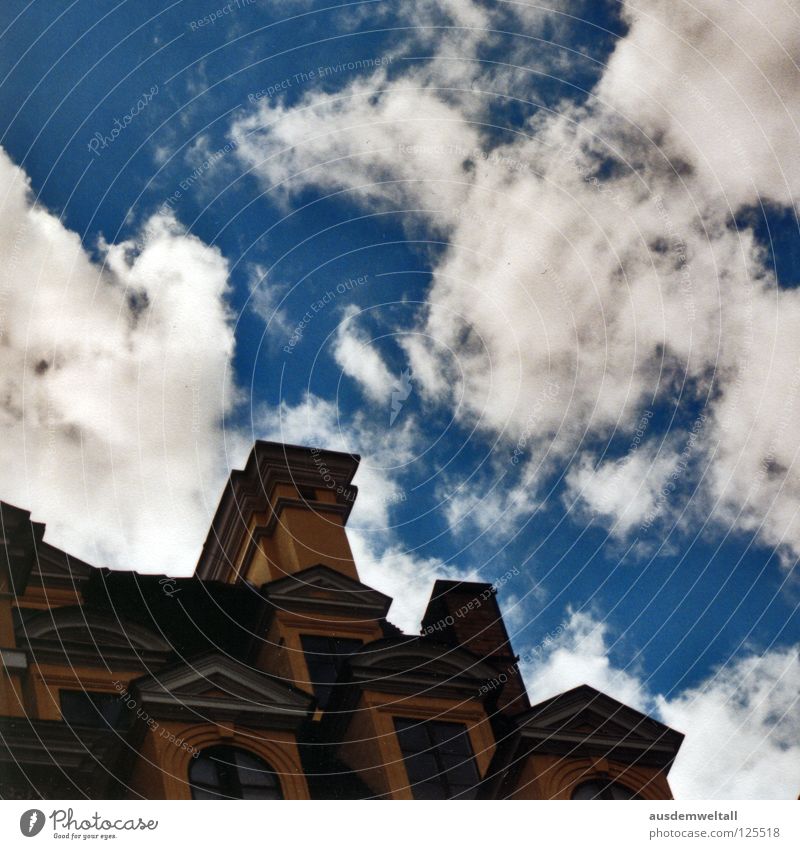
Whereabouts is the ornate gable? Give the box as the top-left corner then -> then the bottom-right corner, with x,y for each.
16,606 -> 171,667
517,684 -> 684,770
131,652 -> 314,730
341,637 -> 498,700
263,564 -> 392,619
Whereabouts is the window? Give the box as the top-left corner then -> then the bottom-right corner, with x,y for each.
189,746 -> 282,800
571,778 -> 641,799
59,690 -> 129,729
394,718 -> 480,799
300,635 -> 362,708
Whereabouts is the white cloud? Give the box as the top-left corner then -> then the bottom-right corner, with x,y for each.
0,147 -> 243,574
230,74 -> 476,227
521,610 -> 800,799
521,609 -> 651,712
230,0 -> 800,566
352,534 -> 477,634
441,475 -> 541,539
564,439 -> 681,535
599,0 -> 800,211
658,647 -> 800,799
333,308 -> 395,404
253,391 -> 412,531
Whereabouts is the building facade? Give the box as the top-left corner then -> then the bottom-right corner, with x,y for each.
0,441 -> 683,799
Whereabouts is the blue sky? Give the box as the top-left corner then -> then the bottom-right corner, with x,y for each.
1,1 -> 799,798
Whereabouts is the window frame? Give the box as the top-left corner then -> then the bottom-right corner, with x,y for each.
393,717 -> 481,799
189,745 -> 283,800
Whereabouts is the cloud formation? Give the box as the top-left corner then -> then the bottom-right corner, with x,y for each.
229,1 -> 800,799
0,147 -> 242,574
231,0 -> 800,567
522,609 -> 800,799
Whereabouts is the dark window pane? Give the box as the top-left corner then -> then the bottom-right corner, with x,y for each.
440,751 -> 471,769
413,781 -> 449,800
394,720 -> 429,752
450,784 -> 478,799
241,786 -> 282,800
442,762 -> 478,787
394,718 -> 480,800
300,635 -> 362,708
190,758 -> 221,786
403,752 -> 441,785
59,690 -> 129,729
189,746 -> 282,800
190,787 -> 224,800
572,779 -> 640,800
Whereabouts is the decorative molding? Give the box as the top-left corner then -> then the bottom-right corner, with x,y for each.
131,652 -> 314,730
321,637 -> 498,743
0,716 -> 129,798
515,684 -> 684,771
15,606 -> 172,668
0,502 -> 46,597
263,564 -> 392,619
0,647 -> 28,673
196,441 -> 360,582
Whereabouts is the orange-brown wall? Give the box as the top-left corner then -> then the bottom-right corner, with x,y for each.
508,753 -> 673,800
337,690 -> 496,799
255,610 -> 385,715
126,722 -> 309,800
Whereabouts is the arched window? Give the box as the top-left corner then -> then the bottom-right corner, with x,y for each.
571,778 -> 641,800
189,745 -> 283,800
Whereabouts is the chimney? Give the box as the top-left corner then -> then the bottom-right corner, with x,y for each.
420,579 -> 530,715
196,441 -> 360,585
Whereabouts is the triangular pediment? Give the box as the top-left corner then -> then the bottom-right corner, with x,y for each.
346,637 -> 498,697
132,652 -> 314,730
263,564 -> 392,619
20,606 -> 171,652
516,684 -> 683,770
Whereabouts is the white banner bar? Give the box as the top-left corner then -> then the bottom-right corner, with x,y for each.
1,801 -> 797,848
